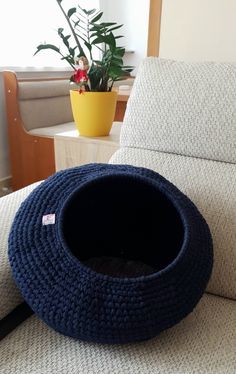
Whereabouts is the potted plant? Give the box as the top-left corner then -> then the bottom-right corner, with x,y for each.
34,0 -> 132,136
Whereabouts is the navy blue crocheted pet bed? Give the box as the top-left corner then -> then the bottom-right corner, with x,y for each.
8,164 -> 213,344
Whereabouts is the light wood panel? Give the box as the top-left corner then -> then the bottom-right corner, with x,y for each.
54,122 -> 121,171
147,0 -> 162,56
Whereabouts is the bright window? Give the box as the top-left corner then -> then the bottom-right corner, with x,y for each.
0,0 -> 99,68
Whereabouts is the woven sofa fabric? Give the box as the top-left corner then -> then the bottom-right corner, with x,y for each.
110,148 -> 236,300
1,294 -> 236,374
8,164 -> 213,344
121,57 -> 236,164
0,182 -> 41,319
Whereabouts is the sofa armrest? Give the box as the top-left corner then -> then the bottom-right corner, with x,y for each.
0,182 -> 41,319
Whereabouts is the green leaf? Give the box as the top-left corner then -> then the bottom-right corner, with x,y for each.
109,65 -> 123,74
100,22 -> 116,27
121,68 -> 133,76
90,32 -> 99,39
92,36 -> 105,45
88,64 -> 104,90
75,34 -> 87,43
69,47 -> 76,57
107,24 -> 123,33
111,56 -> 123,65
107,33 -> 116,50
100,34 -> 116,48
74,22 -> 87,32
76,11 -> 87,21
91,11 -> 103,23
34,44 -> 60,56
124,68 -> 134,73
108,65 -> 124,80
77,5 -> 89,15
87,8 -> 96,16
102,50 -> 112,63
84,41 -> 92,51
113,47 -> 125,58
67,7 -> 76,18
89,24 -> 104,32
61,55 -> 75,66
58,29 -> 71,48
122,65 -> 134,69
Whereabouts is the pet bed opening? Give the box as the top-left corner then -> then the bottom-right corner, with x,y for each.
61,174 -> 184,277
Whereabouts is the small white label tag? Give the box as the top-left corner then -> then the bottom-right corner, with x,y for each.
42,214 -> 56,226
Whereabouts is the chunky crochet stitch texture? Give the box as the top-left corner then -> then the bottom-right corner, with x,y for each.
8,164 -> 213,344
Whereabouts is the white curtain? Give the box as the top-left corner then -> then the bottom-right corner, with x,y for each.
0,0 -> 99,68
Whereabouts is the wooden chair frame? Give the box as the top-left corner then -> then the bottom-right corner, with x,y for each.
147,0 -> 162,57
3,71 -> 56,191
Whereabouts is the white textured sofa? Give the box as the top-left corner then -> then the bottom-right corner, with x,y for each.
0,58 -> 236,373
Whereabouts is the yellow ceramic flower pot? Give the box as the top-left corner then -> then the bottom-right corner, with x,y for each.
70,90 -> 118,137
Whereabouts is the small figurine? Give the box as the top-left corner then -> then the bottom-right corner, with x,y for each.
71,56 -> 89,91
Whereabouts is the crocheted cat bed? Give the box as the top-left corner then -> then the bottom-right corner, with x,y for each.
8,164 -> 213,344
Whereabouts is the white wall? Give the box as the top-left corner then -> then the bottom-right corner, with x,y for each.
0,0 -> 100,67
99,0 -> 150,74
160,0 -> 236,61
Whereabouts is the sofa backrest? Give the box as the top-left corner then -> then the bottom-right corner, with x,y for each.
122,58 -> 236,164
119,57 -> 236,300
18,79 -> 74,131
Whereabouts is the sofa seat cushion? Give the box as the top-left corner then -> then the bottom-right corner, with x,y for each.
1,294 -> 236,374
110,148 -> 236,301
0,183 -> 41,319
28,122 -> 75,138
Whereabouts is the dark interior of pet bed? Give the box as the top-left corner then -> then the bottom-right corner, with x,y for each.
62,175 -> 184,277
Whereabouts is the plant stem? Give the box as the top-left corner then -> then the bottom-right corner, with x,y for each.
94,44 -> 104,53
86,14 -> 93,62
56,0 -> 86,58
109,79 -> 115,91
59,51 -> 75,70
104,27 -> 107,54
